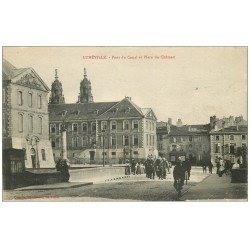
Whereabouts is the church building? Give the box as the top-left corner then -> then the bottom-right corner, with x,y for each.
48,68 -> 158,164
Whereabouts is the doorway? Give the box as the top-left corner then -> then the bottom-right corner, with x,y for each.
89,151 -> 95,162
30,148 -> 36,168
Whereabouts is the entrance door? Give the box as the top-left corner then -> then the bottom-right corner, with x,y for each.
89,151 -> 95,162
30,148 -> 36,168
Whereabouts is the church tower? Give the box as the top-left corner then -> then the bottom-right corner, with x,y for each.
78,68 -> 93,103
49,69 -> 65,104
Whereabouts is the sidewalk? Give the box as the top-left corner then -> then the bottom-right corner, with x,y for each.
15,182 -> 93,191
181,173 -> 248,201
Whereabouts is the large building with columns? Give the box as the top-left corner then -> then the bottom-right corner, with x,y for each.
2,59 -> 55,169
48,69 -> 158,164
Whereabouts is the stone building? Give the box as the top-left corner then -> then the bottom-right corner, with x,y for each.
2,59 -> 55,168
48,69 -> 158,164
210,125 -> 247,164
157,120 -> 210,164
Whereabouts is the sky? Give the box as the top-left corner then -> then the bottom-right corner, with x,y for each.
3,47 -> 247,125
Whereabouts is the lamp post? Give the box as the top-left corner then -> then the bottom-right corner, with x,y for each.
102,129 -> 105,167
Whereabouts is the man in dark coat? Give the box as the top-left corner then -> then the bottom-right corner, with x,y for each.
173,157 -> 185,190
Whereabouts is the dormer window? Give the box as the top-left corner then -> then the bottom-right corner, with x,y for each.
74,110 -> 80,115
113,108 -> 118,113
95,109 -> 99,114
61,110 -> 67,116
125,107 -> 131,113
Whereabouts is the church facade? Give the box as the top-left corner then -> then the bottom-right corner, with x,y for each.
48,69 -> 158,164
2,59 -> 55,169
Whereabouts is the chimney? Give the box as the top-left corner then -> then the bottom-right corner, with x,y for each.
168,118 -> 172,125
176,118 -> 182,127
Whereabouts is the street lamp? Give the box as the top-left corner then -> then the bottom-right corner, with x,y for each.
102,129 -> 105,167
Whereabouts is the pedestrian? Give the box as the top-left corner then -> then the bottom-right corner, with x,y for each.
131,159 -> 136,175
202,162 -> 207,174
184,158 -> 192,180
173,157 -> 185,191
208,161 -> 213,174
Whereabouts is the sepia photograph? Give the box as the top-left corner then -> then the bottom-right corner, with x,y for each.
2,46 -> 248,202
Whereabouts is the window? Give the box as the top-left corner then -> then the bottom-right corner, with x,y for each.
189,136 -> 193,142
38,117 -> 43,134
51,138 -> 56,148
230,144 -> 236,154
215,135 -> 220,141
82,123 -> 88,133
152,122 -> 155,131
72,137 -> 78,148
133,120 -> 139,129
111,121 -> 117,131
123,120 -> 129,130
230,135 -> 234,140
152,135 -> 155,146
91,122 -> 96,132
242,135 -> 246,140
149,135 -> 152,146
18,91 -> 23,106
3,116 -> 6,132
242,143 -> 246,148
29,115 -> 33,132
38,95 -> 42,109
101,121 -> 107,131
28,93 -> 33,107
215,143 -> 221,153
18,114 -> 23,132
111,135 -> 116,147
82,136 -> 88,147
134,151 -> 138,155
133,134 -> 139,146
50,124 -> 56,134
149,122 -> 152,131
111,152 -> 116,157
3,89 -> 5,103
146,121 -> 149,130
124,135 -> 129,146
41,149 -> 46,161
72,123 -> 78,133
146,134 -> 149,146
172,145 -> 177,151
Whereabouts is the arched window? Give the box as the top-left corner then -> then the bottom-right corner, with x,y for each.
28,115 -> 33,132
38,117 -> 43,134
19,114 -> 23,132
28,93 -> 33,107
41,149 -> 46,161
38,95 -> 42,109
18,91 -> 23,106
123,120 -> 129,130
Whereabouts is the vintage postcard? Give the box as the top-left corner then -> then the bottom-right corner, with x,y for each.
2,46 -> 248,201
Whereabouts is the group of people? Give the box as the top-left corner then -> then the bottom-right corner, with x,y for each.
125,156 -> 192,192
125,157 -> 172,180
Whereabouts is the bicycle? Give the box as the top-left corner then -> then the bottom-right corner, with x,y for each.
174,178 -> 183,198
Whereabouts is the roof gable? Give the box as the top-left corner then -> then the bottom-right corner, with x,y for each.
3,59 -> 50,92
97,97 -> 144,119
142,108 -> 157,120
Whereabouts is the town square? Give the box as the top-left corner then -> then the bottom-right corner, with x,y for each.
2,47 -> 248,201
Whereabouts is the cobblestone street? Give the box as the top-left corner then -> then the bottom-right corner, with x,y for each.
3,169 -> 213,201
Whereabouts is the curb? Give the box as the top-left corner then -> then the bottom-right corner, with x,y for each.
15,182 -> 93,191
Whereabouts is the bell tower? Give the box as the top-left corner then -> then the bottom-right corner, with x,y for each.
78,68 -> 93,103
49,69 -> 65,104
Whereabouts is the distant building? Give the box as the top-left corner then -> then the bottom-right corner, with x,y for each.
157,120 -> 210,164
48,69 -> 158,164
2,59 -> 55,168
210,125 -> 247,164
